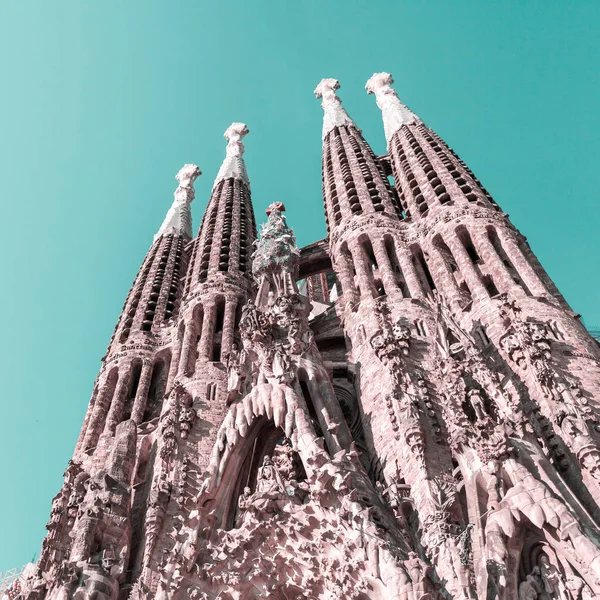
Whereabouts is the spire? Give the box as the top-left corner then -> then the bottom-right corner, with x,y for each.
365,72 -> 422,145
314,78 -> 358,141
212,122 -> 250,191
154,164 -> 201,242
252,202 -> 300,280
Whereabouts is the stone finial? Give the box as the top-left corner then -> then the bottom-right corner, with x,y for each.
224,122 -> 249,153
314,78 -> 342,103
213,122 -> 250,190
176,164 -> 202,189
266,201 -> 286,215
154,163 -> 201,242
314,78 -> 357,140
365,72 -> 422,145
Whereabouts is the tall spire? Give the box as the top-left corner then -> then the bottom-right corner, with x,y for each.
184,122 -> 257,289
365,72 -> 422,145
314,78 -> 358,140
212,122 -> 250,191
154,164 -> 201,242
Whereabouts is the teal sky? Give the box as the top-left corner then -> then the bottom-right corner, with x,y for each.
0,1 -> 598,571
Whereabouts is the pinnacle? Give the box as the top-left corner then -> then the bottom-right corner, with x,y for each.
154,163 -> 200,242
314,77 -> 358,141
365,71 -> 422,145
212,121 -> 251,190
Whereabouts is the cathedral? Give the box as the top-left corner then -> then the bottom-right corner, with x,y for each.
25,73 -> 600,599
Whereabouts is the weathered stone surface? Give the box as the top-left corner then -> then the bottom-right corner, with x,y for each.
25,80 -> 600,600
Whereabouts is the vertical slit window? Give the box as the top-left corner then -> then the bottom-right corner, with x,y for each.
487,226 -> 531,296
212,298 -> 225,362
411,244 -> 436,294
384,235 -> 410,298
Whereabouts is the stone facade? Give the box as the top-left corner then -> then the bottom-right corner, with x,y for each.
23,74 -> 600,600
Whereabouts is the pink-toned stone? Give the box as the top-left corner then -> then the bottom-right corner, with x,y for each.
26,81 -> 600,600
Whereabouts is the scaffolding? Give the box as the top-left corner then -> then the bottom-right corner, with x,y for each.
0,564 -> 35,599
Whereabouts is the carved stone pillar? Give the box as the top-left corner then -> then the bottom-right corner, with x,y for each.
221,298 -> 238,362
130,360 -> 154,424
397,247 -> 424,298
177,319 -> 197,377
372,238 -> 401,298
446,232 -> 489,300
74,386 -> 98,454
83,382 -> 112,449
333,247 -> 359,305
104,372 -> 131,435
472,227 -> 520,296
496,230 -> 547,297
198,302 -> 217,360
349,243 -> 376,299
426,244 -> 464,312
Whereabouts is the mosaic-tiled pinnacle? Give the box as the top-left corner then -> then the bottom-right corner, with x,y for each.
212,122 -> 250,191
314,78 -> 359,140
365,72 -> 422,145
154,163 -> 201,242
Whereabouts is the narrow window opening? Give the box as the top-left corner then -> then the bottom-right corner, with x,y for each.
483,275 -> 500,298
206,382 -> 218,403
487,226 -> 532,296
212,299 -> 226,362
411,245 -> 436,294
384,235 -> 410,298
122,361 -> 142,422
415,320 -> 428,336
143,356 -> 170,422
362,238 -> 378,270
457,227 -> 481,264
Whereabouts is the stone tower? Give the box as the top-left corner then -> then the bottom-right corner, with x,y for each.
25,76 -> 600,600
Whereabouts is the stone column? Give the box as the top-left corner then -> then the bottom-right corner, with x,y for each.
177,319 -> 197,377
397,247 -> 424,298
349,243 -> 376,300
471,227 -> 520,296
426,244 -> 464,312
446,232 -> 489,300
198,302 -> 217,360
496,230 -> 547,297
372,238 -> 401,298
104,371 -> 131,435
131,360 -> 154,424
83,382 -> 113,449
221,298 -> 238,362
74,387 -> 98,454
334,247 -> 359,305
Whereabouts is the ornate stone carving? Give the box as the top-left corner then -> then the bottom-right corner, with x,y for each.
154,164 -> 201,241
365,72 -> 422,144
314,78 -> 357,139
178,395 -> 197,439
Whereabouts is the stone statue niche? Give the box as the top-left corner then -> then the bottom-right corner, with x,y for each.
519,544 -> 594,600
232,433 -> 308,528
461,376 -> 497,425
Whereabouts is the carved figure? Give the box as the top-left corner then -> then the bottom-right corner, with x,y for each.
519,568 -> 542,600
178,395 -> 197,439
467,388 -> 487,421
538,555 -> 569,600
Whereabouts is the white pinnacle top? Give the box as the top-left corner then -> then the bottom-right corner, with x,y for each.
154,164 -> 201,242
314,78 -> 358,141
212,122 -> 250,191
365,72 -> 422,146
